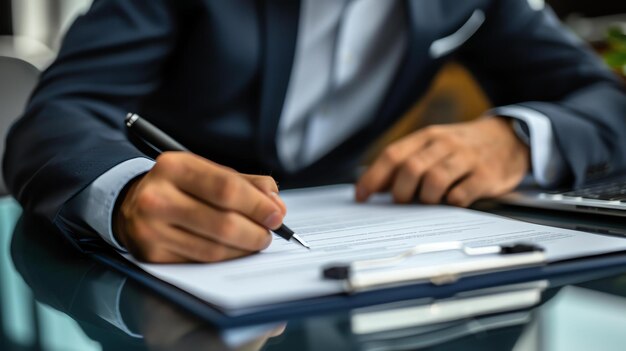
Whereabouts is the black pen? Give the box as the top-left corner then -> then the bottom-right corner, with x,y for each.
125,113 -> 311,250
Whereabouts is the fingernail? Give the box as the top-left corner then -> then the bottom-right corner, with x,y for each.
263,211 -> 283,229
356,186 -> 368,202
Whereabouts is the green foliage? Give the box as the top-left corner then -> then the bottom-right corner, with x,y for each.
605,26 -> 626,75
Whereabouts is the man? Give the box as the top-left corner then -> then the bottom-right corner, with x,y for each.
4,0 -> 626,263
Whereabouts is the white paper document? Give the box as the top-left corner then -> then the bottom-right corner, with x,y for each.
124,185 -> 626,312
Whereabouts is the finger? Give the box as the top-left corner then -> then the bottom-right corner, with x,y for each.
120,212 -> 207,264
244,175 -> 287,214
126,236 -> 189,263
356,130 -> 435,201
161,187 -> 273,251
243,174 -> 279,193
390,141 -> 455,203
155,153 -> 284,229
158,224 -> 253,263
446,174 -> 491,208
419,153 -> 474,204
269,192 -> 287,215
126,211 -> 259,263
145,249 -> 188,264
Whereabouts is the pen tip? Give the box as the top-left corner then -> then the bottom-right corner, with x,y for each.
292,234 -> 311,250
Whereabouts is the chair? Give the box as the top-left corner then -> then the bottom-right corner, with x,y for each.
0,56 -> 40,195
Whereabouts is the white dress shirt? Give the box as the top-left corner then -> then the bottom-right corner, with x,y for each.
64,0 -> 566,251
277,0 -> 406,170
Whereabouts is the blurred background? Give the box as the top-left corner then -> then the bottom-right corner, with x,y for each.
1,0 -> 626,70
0,0 -> 92,69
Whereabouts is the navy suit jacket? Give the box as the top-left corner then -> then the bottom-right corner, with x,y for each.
4,0 -> 626,231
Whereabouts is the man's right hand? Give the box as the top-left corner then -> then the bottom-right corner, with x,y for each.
113,152 -> 287,263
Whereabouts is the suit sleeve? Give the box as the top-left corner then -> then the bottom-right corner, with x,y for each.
2,0 -> 180,236
459,0 -> 626,187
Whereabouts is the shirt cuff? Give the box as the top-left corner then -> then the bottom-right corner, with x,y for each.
69,158 -> 155,251
490,105 -> 567,188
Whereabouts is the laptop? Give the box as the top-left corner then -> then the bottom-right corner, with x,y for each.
497,174 -> 626,218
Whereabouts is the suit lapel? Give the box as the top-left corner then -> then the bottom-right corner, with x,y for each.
373,0 -> 437,131
258,0 -> 301,172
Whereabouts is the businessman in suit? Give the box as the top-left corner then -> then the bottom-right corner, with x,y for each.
4,0 -> 626,263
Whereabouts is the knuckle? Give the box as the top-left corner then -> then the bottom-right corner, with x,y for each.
438,134 -> 457,148
424,125 -> 443,136
261,176 -> 278,187
259,176 -> 279,192
382,145 -> 402,164
155,151 -> 175,164
154,152 -> 183,175
405,158 -> 423,178
214,212 -> 239,238
212,175 -> 240,205
135,190 -> 165,215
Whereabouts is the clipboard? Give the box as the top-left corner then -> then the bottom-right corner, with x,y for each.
322,242 -> 546,291
86,243 -> 626,329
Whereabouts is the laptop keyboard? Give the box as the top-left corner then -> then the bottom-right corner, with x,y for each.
558,180 -> 626,202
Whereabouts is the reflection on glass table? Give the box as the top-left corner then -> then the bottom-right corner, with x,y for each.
3,197 -> 626,350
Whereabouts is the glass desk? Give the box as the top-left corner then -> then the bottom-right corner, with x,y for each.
2,196 -> 626,351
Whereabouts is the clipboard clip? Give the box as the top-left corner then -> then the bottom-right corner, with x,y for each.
322,242 -> 545,292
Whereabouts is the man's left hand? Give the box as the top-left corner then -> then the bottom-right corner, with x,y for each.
356,117 -> 530,207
